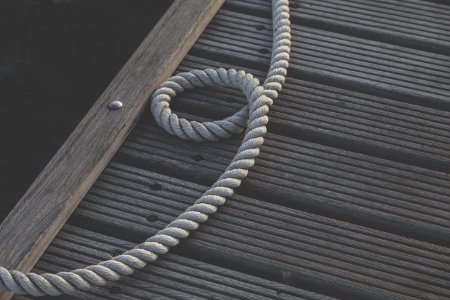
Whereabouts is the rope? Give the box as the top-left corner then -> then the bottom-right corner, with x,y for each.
0,0 -> 291,296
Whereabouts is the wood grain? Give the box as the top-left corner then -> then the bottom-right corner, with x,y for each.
177,55 -> 450,173
10,0 -> 450,299
225,0 -> 450,54
194,9 -> 450,108
0,0 -> 223,298
118,118 -> 450,247
68,162 -> 450,300
15,225 -> 333,300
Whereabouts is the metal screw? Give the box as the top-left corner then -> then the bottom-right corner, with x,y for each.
108,100 -> 123,110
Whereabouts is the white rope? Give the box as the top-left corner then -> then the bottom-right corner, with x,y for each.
0,0 -> 291,296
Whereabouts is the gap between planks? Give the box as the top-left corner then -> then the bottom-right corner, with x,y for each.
66,162 -> 450,300
176,55 -> 450,173
225,0 -> 450,55
117,117 -> 450,247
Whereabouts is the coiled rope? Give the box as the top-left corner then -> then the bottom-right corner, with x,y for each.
0,0 -> 291,296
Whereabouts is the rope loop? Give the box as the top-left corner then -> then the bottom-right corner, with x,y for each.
151,68 -> 266,142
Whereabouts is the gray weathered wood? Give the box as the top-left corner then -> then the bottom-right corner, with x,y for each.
176,55 -> 450,172
13,0 -> 450,299
0,1 -> 224,298
226,0 -> 450,54
68,162 -> 450,300
14,225 -> 334,300
194,9 -> 450,107
118,119 -> 450,246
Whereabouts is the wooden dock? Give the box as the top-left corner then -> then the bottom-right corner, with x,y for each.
9,0 -> 450,299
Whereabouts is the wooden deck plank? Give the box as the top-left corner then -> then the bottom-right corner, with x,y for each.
64,162 -> 450,300
225,0 -> 450,54
118,119 -> 450,246
0,0 -> 224,298
176,55 -> 450,172
193,9 -> 450,108
14,225 -> 334,300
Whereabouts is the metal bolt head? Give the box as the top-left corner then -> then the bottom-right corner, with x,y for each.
108,100 -> 123,110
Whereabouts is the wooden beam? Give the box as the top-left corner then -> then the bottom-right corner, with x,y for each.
0,0 -> 223,298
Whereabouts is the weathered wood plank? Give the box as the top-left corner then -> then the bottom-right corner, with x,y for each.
193,9 -> 450,108
0,1 -> 224,298
226,0 -> 450,54
117,119 -> 450,246
14,225 -> 334,300
68,162 -> 450,300
176,54 -> 450,172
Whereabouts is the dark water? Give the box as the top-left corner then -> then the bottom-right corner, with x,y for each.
0,0 -> 171,221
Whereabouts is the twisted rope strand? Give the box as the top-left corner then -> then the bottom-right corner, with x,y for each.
0,0 -> 290,296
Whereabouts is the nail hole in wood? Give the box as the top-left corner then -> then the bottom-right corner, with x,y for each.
146,214 -> 159,222
191,154 -> 204,161
259,48 -> 270,55
255,24 -> 266,31
109,286 -> 121,294
150,183 -> 162,190
281,270 -> 292,285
